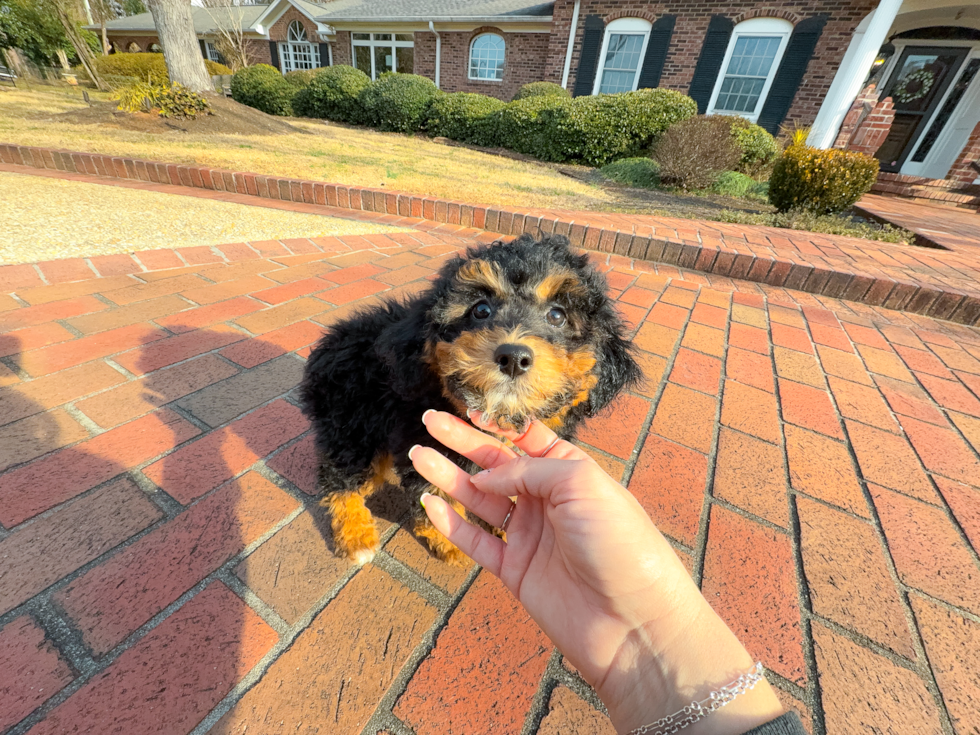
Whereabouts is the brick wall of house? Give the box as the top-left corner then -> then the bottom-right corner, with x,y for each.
332,31 -> 352,66
268,7 -> 318,43
947,119 -> 980,184
248,40 -> 273,67
553,0 -> 877,129
413,28 -> 552,100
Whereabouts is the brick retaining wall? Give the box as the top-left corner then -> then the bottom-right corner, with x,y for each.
3,141 -> 979,326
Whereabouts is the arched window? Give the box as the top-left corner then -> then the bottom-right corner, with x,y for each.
148,43 -> 161,53
594,18 -> 652,94
469,33 -> 505,80
287,20 -> 308,43
126,42 -> 142,53
707,17 -> 793,121
280,19 -> 320,72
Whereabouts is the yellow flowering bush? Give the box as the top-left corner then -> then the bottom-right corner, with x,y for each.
769,142 -> 879,214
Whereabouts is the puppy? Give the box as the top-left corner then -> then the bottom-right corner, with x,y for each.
299,234 -> 640,564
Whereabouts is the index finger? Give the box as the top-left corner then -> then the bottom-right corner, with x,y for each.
422,410 -> 518,469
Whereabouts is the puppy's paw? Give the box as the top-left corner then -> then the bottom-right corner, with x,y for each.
349,546 -> 377,566
335,524 -> 380,565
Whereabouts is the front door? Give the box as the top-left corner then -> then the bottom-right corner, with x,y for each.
876,46 -> 969,172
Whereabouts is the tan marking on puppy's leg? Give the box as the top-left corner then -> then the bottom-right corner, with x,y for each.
415,490 -> 468,566
321,453 -> 398,565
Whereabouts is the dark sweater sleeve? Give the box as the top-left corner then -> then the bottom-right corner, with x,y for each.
741,712 -> 808,735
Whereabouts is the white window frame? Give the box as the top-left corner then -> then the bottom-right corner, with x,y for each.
706,17 -> 793,123
350,32 -> 415,80
279,20 -> 320,73
468,33 -> 505,81
592,18 -> 652,95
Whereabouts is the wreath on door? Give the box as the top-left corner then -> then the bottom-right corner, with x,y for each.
894,68 -> 935,103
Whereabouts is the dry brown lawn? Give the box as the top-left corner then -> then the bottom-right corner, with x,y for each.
0,86 -> 616,211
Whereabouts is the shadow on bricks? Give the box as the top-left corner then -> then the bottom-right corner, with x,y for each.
0,325 -> 419,733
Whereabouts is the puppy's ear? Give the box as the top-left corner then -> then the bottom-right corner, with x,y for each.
375,298 -> 435,394
587,328 -> 641,416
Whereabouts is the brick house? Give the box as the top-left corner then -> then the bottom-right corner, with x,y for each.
100,0 -> 980,184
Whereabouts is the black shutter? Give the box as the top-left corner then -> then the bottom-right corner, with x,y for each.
269,40 -> 280,71
687,15 -> 734,113
573,14 -> 604,97
757,15 -> 827,133
318,42 -> 329,67
199,40 -> 208,58
636,15 -> 676,88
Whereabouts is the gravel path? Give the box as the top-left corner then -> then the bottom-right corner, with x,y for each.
0,171 -> 410,264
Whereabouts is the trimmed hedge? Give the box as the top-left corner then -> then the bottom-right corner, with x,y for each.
359,73 -> 442,133
293,65 -> 371,123
621,88 -> 698,148
534,90 -> 698,166
230,64 -> 295,116
284,68 -> 320,88
426,92 -> 505,145
94,53 -> 231,85
511,81 -> 570,101
769,144 -> 879,214
600,157 -> 661,189
491,94 -> 568,155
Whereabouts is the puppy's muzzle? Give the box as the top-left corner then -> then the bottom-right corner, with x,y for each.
494,343 -> 533,378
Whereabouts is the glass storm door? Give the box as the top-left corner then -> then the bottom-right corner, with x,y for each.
876,46 -> 968,172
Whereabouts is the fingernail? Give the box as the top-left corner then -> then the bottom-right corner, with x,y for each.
471,468 -> 493,481
422,409 -> 437,425
408,444 -> 422,461
420,492 -> 432,508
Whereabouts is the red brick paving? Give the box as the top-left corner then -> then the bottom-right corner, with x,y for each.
2,169 -> 980,735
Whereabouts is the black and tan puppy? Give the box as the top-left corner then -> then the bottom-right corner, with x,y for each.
299,234 -> 640,564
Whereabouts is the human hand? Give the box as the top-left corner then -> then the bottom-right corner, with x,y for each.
410,411 -> 783,735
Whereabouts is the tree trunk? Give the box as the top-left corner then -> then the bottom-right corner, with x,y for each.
53,3 -> 109,91
146,0 -> 211,92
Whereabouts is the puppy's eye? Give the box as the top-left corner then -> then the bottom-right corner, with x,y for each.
472,302 -> 493,320
546,307 -> 567,327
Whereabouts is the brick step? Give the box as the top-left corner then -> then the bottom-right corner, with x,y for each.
870,185 -> 980,210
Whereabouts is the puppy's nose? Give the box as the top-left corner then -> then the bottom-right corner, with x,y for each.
494,343 -> 534,378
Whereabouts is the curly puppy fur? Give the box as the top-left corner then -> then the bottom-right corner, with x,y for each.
299,234 -> 640,564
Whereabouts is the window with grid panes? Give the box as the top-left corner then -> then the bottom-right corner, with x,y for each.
351,32 -> 415,79
707,18 -> 791,121
279,20 -> 320,72
469,33 -> 505,80
593,18 -> 651,94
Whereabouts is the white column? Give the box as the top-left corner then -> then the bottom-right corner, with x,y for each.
561,0 -> 581,90
808,0 -> 904,148
429,21 -> 441,89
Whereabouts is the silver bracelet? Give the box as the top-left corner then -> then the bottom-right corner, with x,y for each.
627,662 -> 765,735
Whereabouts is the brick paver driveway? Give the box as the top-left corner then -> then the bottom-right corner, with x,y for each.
2,157 -> 980,735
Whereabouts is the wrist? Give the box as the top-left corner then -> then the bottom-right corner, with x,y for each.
595,602 -> 783,735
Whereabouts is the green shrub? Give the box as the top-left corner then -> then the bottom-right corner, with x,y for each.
284,68 -> 319,88
359,73 -> 442,133
94,53 -> 230,86
712,171 -> 756,197
511,81 -> 570,101
293,65 -> 371,123
768,143 -> 879,214
653,115 -> 741,189
717,208 -> 912,244
491,95 -> 568,155
230,64 -> 295,116
600,157 -> 661,189
425,92 -> 505,145
724,117 -> 779,177
537,94 -> 643,166
157,83 -> 211,119
620,88 -> 698,148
